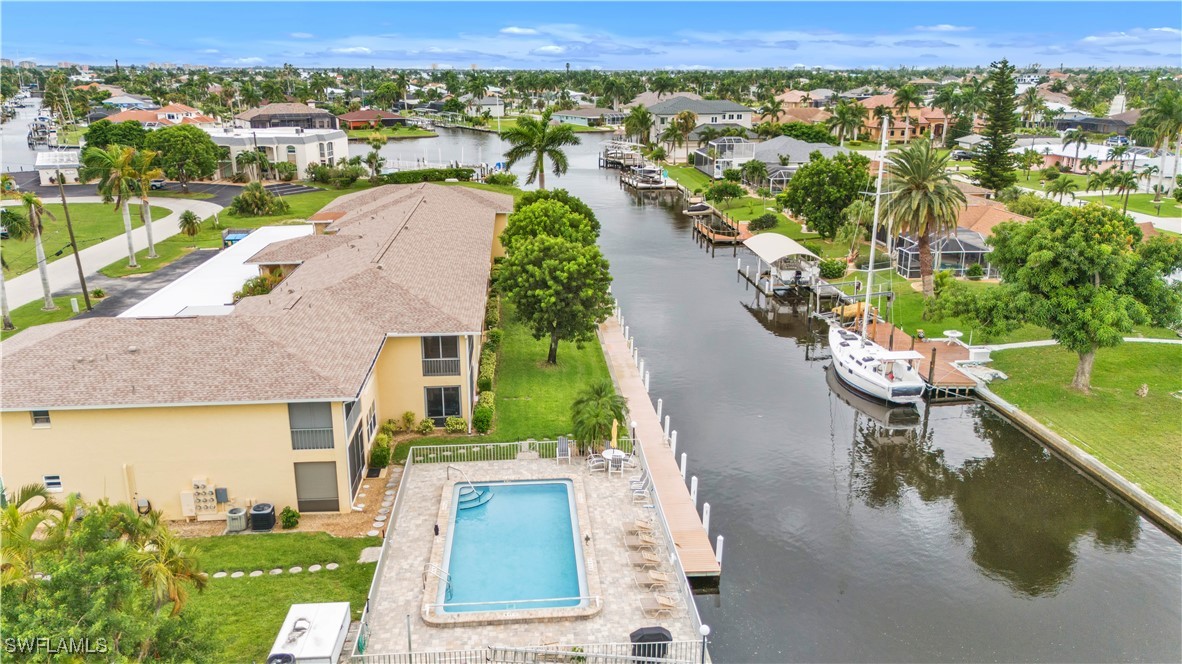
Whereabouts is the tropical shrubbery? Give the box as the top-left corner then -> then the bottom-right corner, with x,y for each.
473,392 -> 495,434
444,417 -> 467,433
228,182 -> 290,216
485,172 -> 518,186
232,271 -> 284,302
819,258 -> 847,279
747,213 -> 779,231
307,164 -> 367,189
416,418 -> 435,435
369,433 -> 391,467
384,168 -> 474,184
854,253 -> 892,270
279,506 -> 300,529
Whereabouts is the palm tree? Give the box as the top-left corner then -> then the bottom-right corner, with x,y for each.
1139,89 -> 1182,200
1046,176 -> 1079,203
1086,170 -> 1113,202
695,125 -> 721,148
177,210 -> 202,237
1019,148 -> 1043,181
758,98 -> 784,123
742,159 -> 768,187
827,99 -> 866,147
1062,132 -> 1088,173
0,208 -> 31,329
673,110 -> 698,163
754,122 -> 781,140
882,138 -> 967,297
500,109 -> 581,189
1018,86 -> 1042,128
235,150 -> 265,182
364,149 -> 386,177
659,124 -> 683,164
0,483 -> 62,598
1111,170 -> 1138,212
570,380 -> 628,453
132,528 -> 208,617
1106,144 -> 1129,171
1079,155 -> 1099,173
130,148 -> 163,258
81,144 -> 139,268
892,85 -> 924,143
624,105 -> 655,146
19,192 -> 58,310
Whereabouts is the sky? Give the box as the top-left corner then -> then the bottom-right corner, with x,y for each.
2,1 -> 1180,70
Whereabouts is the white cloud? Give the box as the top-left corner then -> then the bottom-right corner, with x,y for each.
533,45 -> 566,55
329,46 -> 373,55
223,56 -> 265,65
914,24 -> 973,32
500,26 -> 538,36
289,32 -> 315,39
1080,26 -> 1181,46
199,48 -> 220,54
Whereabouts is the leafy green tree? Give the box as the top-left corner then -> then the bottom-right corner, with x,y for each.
229,182 -> 290,216
514,188 -> 601,234
501,199 -> 597,252
971,59 -> 1019,192
1138,89 -> 1182,198
498,235 -> 613,364
980,205 -> 1168,392
882,138 -> 967,296
781,151 -> 871,239
705,181 -> 744,209
779,121 -> 839,145
570,380 -> 628,452
501,109 -> 581,189
371,81 -> 403,109
144,124 -> 220,193
83,119 -> 148,150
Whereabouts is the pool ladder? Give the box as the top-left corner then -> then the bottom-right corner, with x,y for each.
424,563 -> 453,601
448,465 -> 493,510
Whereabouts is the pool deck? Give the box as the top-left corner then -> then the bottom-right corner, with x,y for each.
599,315 -> 722,579
363,459 -> 700,654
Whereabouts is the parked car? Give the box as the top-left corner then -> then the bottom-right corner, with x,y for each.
951,150 -> 975,161
149,178 -> 167,190
1104,136 -> 1130,147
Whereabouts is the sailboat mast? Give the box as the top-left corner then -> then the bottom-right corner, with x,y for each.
860,115 -> 891,341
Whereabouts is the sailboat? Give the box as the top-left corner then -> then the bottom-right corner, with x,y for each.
828,116 -> 927,405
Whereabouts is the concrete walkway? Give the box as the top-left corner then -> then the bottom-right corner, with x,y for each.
986,337 -> 1182,351
1,197 -> 223,309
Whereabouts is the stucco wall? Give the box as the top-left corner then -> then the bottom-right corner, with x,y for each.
374,336 -> 474,426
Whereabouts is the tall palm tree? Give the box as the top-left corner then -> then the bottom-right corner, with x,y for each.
19,192 -> 58,310
882,138 -> 967,297
827,99 -> 866,147
1086,170 -> 1113,202
1079,155 -> 1099,173
235,150 -> 265,182
695,125 -> 721,148
1046,176 -> 1079,203
570,379 -> 628,453
130,148 -> 163,258
1062,132 -> 1088,173
892,85 -> 923,143
1139,89 -> 1182,199
0,207 -> 31,329
1111,170 -> 1138,213
624,105 -> 654,146
931,85 -> 959,146
81,144 -> 139,268
1018,86 -> 1042,128
659,124 -> 684,164
758,98 -> 784,123
500,109 -> 581,189
673,110 -> 698,163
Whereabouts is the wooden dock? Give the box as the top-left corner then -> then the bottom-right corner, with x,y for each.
862,320 -> 977,393
599,316 -> 721,579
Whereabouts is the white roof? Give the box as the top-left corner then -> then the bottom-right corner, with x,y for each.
35,150 -> 82,168
268,602 -> 350,661
119,226 -> 312,318
878,350 -> 925,361
743,233 -> 819,264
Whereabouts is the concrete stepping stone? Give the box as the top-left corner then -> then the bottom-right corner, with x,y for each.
326,563 -> 339,571
362,483 -> 371,489
355,503 -> 365,509
367,530 -> 380,537
249,570 -> 263,577
212,571 -> 227,579
309,564 -> 322,573
358,492 -> 366,498
385,489 -> 395,496
230,571 -> 244,578
357,546 -> 382,563
378,507 -> 389,515
270,569 -> 283,575
371,522 -> 384,529
374,514 -> 387,522
289,566 -> 303,574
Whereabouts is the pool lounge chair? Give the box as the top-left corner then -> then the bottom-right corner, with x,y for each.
586,454 -> 606,474
640,594 -> 681,618
624,532 -> 659,551
633,570 -> 674,590
626,519 -> 656,535
628,551 -> 661,568
556,436 -> 571,464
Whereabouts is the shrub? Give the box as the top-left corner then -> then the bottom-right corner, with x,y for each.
90,288 -> 106,298
1006,193 -> 1061,218
996,186 -> 1023,203
722,168 -> 742,182
477,348 -> 496,391
1173,188 -> 1182,203
232,271 -> 284,302
279,506 -> 300,529
385,168 -> 474,184
819,258 -> 847,279
229,171 -> 250,184
444,416 -> 467,433
473,405 -> 493,433
416,418 -> 435,435
747,213 -> 778,231
484,296 -> 501,328
380,418 -> 399,436
966,263 -> 985,280
854,253 -> 892,270
273,161 -> 297,182
1041,167 -> 1060,181
228,182 -> 290,216
800,240 -> 824,256
401,411 -> 417,430
485,327 -> 503,351
485,172 -> 517,186
369,434 -> 391,467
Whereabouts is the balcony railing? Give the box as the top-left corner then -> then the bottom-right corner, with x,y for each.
291,428 -> 335,450
421,358 -> 461,376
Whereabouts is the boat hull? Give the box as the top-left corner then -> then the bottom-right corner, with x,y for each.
828,325 -> 926,406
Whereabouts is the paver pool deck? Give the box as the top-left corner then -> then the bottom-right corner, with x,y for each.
363,458 -> 699,654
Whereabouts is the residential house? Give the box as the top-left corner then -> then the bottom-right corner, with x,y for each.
894,196 -> 1032,279
460,95 -> 506,118
839,86 -> 881,101
102,103 -> 219,129
1012,141 -> 1150,174
775,90 -> 811,109
1016,73 -> 1044,86
778,107 -> 832,126
623,90 -> 702,109
337,109 -> 408,130
857,93 -> 947,142
235,102 -> 339,130
0,184 -> 512,520
552,106 -> 624,127
647,96 -> 754,143
1053,115 -> 1133,135
205,126 -> 348,176
806,88 -> 836,107
690,134 -> 845,186
34,150 -> 83,186
73,83 -> 127,97
103,94 -> 159,110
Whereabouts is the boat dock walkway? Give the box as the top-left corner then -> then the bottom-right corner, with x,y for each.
862,320 -> 977,394
599,314 -> 722,580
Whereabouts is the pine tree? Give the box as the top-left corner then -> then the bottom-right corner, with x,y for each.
972,59 -> 1019,192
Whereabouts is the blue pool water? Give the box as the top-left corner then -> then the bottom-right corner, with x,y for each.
441,479 -> 586,613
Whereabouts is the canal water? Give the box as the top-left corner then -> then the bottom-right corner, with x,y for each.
413,132 -> 1178,661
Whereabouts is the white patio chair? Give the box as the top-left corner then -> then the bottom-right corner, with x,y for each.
586,454 -> 606,474
556,436 -> 572,464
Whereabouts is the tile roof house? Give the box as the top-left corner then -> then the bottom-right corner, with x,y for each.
235,102 -> 339,130
336,109 -> 408,129
1,184 -> 512,519
647,96 -> 754,143
102,103 -> 218,128
623,90 -> 702,109
858,94 -> 947,142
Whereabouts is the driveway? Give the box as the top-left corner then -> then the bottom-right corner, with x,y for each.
72,249 -> 219,318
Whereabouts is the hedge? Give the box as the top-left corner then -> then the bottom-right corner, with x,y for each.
473,391 -> 495,434
384,168 -> 475,184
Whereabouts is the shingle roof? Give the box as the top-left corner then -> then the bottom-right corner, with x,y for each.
624,91 -> 701,109
337,109 -> 404,121
647,96 -> 752,115
752,135 -> 847,164
1,184 -> 512,410
236,103 -> 334,120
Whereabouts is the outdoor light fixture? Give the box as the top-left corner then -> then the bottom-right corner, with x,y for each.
699,624 -> 711,664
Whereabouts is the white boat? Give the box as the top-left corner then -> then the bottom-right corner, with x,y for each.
683,202 -> 713,216
828,115 -> 927,406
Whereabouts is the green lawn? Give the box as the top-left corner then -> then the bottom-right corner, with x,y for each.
100,185 -> 372,278
0,294 -> 84,340
1079,193 -> 1182,218
394,301 -> 612,462
989,343 -> 1182,511
345,126 -> 437,140
664,165 -> 712,192
490,116 -> 608,134
149,190 -> 216,200
1,203 -> 167,277
186,533 -> 379,662
1013,171 -> 1091,194
55,125 -> 85,146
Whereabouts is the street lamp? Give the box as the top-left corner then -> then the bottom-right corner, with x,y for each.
699,624 -> 711,664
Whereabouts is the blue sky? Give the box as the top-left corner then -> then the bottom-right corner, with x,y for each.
3,2 -> 1180,70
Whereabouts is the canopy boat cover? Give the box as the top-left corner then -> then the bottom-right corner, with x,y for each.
743,233 -> 820,265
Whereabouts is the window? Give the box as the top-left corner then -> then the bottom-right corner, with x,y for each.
43,475 -> 63,492
366,403 -> 377,438
31,410 -> 50,427
289,402 -> 334,450
425,386 -> 461,427
422,336 -> 461,376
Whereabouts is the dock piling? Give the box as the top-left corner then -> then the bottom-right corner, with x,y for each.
644,370 -> 651,392
680,453 -> 687,479
670,430 -> 677,455
690,476 -> 698,506
657,398 -> 663,420
639,358 -> 645,377
928,347 -> 938,384
702,502 -> 711,535
664,415 -> 671,440
715,535 -> 725,565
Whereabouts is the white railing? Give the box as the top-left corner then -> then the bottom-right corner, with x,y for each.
351,640 -> 704,664
421,358 -> 461,376
407,437 -> 637,464
422,595 -> 602,614
290,427 -> 334,450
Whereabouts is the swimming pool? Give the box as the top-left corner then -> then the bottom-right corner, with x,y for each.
439,479 -> 588,613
